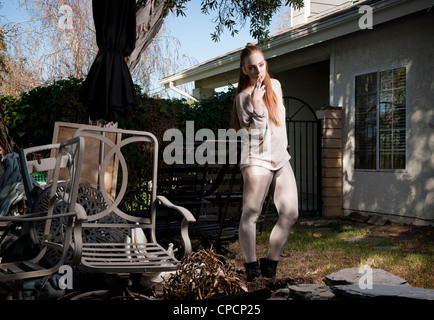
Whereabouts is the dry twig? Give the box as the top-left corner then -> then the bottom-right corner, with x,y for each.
163,247 -> 247,300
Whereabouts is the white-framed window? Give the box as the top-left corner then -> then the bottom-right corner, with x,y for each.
355,67 -> 406,170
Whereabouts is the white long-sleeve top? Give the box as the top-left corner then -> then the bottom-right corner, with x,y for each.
236,78 -> 290,170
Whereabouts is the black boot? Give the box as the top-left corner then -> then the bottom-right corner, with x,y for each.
244,261 -> 262,282
260,258 -> 278,278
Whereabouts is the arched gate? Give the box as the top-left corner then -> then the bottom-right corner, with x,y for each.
284,96 -> 322,216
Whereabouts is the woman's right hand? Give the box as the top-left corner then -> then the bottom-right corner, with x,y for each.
251,76 -> 265,112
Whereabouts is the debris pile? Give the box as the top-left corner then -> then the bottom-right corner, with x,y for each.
163,248 -> 247,300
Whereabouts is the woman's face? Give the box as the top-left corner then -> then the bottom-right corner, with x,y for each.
241,51 -> 267,86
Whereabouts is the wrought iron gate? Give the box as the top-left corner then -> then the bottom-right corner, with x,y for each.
284,96 -> 322,216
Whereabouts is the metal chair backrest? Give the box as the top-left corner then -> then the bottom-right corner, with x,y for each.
72,127 -> 158,240
19,140 -> 81,208
0,136 -> 84,283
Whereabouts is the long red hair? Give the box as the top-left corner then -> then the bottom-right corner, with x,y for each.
231,44 -> 280,130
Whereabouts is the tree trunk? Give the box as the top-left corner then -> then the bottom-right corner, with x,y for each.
126,0 -> 167,71
0,111 -> 16,156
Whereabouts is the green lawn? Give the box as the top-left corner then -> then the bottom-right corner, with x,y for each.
230,218 -> 434,289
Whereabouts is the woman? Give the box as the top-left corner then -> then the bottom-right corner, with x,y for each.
232,44 -> 298,281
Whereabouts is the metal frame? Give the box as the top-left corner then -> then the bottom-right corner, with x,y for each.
0,137 -> 84,283
71,127 -> 196,276
284,96 -> 322,216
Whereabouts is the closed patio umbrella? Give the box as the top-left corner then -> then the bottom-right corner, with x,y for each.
80,0 -> 137,123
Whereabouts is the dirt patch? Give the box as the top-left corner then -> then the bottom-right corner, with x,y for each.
366,223 -> 434,241
246,276 -> 313,295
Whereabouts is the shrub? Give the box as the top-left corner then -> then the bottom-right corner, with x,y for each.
1,77 -> 88,148
1,77 -> 235,149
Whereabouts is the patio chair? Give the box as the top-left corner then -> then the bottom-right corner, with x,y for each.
0,137 -> 84,292
70,127 -> 196,299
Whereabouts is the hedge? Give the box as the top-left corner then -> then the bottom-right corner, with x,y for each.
0,77 -> 234,149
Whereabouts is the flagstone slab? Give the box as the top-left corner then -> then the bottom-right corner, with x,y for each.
331,284 -> 434,300
323,268 -> 409,286
288,284 -> 335,300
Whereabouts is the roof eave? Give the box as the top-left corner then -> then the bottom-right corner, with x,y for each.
159,0 -> 428,88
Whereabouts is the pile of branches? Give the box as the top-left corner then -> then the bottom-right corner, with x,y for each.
163,248 -> 247,300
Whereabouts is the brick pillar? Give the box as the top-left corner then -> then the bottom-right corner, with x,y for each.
316,107 -> 343,217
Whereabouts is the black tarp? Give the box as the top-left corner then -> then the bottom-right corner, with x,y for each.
80,0 -> 138,123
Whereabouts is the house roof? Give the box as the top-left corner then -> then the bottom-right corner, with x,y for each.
159,0 -> 429,91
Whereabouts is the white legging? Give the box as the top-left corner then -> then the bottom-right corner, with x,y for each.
239,162 -> 298,263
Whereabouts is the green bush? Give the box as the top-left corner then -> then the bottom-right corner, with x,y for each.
183,87 -> 234,133
1,77 -> 235,150
119,94 -> 186,145
1,77 -> 88,148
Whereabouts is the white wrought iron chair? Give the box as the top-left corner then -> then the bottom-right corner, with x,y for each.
0,137 -> 84,297
70,127 -> 196,299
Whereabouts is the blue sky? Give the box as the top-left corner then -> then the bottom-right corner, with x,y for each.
164,1 -> 255,64
0,1 -> 26,22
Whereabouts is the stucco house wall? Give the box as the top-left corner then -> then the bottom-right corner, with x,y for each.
335,10 -> 434,225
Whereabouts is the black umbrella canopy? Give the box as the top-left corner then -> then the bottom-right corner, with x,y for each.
80,0 -> 138,123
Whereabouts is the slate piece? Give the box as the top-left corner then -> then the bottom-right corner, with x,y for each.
323,268 -> 409,286
331,284 -> 434,300
288,284 -> 336,300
